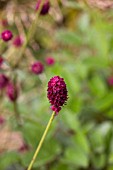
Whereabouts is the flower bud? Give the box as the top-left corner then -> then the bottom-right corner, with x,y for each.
46,57 -> 55,66
36,0 -> 50,15
1,30 -> 13,41
0,74 -> 8,89
31,61 -> 44,74
6,83 -> 18,102
13,36 -> 23,47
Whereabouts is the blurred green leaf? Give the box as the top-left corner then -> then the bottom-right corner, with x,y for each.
55,30 -> 82,46
63,132 -> 89,168
0,152 -> 19,170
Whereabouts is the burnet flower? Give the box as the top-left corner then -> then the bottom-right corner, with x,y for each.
6,83 -> 18,102
36,0 -> 50,15
31,61 -> 44,74
13,36 -> 23,47
45,57 -> 55,66
27,76 -> 68,170
47,76 -> 68,113
0,74 -> 9,89
1,30 -> 13,41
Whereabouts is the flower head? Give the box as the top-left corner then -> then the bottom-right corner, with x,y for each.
31,61 -> 44,74
13,36 -> 23,47
0,74 -> 9,89
36,0 -> 50,15
47,76 -> 68,114
6,83 -> 18,102
46,57 -> 55,66
1,30 -> 13,41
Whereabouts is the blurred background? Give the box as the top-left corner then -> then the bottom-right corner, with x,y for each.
0,0 -> 113,169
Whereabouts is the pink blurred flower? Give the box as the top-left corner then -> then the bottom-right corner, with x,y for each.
0,74 -> 9,89
31,61 -> 44,74
13,36 -> 23,47
46,57 -> 55,66
6,83 -> 18,102
36,0 -> 50,15
1,30 -> 13,42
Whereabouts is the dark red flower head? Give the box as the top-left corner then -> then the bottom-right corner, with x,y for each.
1,30 -> 13,42
13,36 -> 23,47
46,57 -> 55,66
0,74 -> 9,89
31,61 -> 44,74
47,76 -> 68,114
6,83 -> 18,102
36,0 -> 50,15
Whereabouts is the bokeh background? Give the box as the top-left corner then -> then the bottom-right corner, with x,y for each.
0,0 -> 113,170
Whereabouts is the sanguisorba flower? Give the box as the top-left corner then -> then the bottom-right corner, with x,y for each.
47,76 -> 68,114
45,57 -> 55,66
31,61 -> 44,74
1,30 -> 13,41
0,74 -> 9,89
6,83 -> 18,102
13,36 -> 23,47
36,0 -> 50,15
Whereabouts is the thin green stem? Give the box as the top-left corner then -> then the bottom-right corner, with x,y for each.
27,111 -> 56,170
15,0 -> 45,67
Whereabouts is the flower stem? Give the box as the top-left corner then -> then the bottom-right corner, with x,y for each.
27,111 -> 56,170
15,0 -> 45,67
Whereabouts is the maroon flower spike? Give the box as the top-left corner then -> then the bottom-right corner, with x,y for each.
1,30 -> 13,42
47,76 -> 68,114
6,83 -> 18,102
31,61 -> 44,74
46,57 -> 55,66
0,74 -> 8,89
36,0 -> 50,15
13,36 -> 23,47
